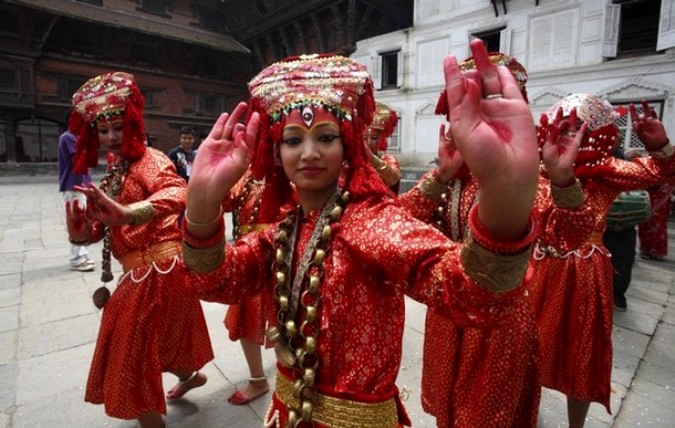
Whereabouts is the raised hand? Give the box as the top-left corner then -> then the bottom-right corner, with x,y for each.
540,107 -> 586,187
630,101 -> 669,150
435,123 -> 464,183
186,102 -> 259,236
65,198 -> 92,242
74,183 -> 133,226
444,39 -> 538,239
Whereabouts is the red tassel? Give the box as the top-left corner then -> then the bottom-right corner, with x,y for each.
119,85 -> 146,162
435,91 -> 449,118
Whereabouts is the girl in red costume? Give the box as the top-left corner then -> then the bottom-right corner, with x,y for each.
65,72 -> 213,428
220,168 -> 275,405
529,95 -> 675,427
400,52 -> 592,427
182,40 -> 540,427
364,102 -> 401,193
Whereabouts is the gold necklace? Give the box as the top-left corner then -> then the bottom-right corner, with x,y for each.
266,189 -> 349,427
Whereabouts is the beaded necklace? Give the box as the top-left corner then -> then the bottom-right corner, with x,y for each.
266,188 -> 349,427
92,159 -> 130,309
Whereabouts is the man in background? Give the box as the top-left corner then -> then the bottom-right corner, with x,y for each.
167,126 -> 197,182
58,119 -> 95,271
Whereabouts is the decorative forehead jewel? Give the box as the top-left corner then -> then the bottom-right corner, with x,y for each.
72,71 -> 136,123
248,54 -> 373,123
460,52 -> 528,90
546,93 -> 616,131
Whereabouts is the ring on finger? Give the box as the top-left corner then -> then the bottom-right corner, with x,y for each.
485,93 -> 503,100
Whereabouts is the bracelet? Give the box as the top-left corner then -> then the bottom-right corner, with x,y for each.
418,172 -> 448,201
182,239 -> 225,273
185,207 -> 223,228
647,140 -> 673,159
460,231 -> 532,293
128,201 -> 154,225
551,178 -> 584,208
467,204 -> 538,255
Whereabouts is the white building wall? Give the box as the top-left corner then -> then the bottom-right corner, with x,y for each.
352,0 -> 675,167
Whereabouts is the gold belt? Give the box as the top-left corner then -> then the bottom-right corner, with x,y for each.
588,231 -> 604,245
274,371 -> 399,428
237,223 -> 269,236
119,241 -> 182,273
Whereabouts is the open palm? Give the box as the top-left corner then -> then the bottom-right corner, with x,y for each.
188,102 -> 260,213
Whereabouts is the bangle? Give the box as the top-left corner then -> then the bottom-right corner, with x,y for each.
647,140 -> 673,159
467,204 -> 538,255
185,207 -> 223,228
128,201 -> 154,225
418,172 -> 448,201
551,178 -> 584,208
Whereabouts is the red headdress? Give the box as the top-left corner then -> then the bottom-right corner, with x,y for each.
248,54 -> 391,222
537,93 -> 618,187
70,71 -> 146,173
367,102 -> 399,152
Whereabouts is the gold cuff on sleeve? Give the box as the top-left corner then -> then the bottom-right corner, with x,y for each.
551,178 -> 584,208
182,239 -> 226,273
460,231 -> 532,293
128,201 -> 155,225
648,142 -> 674,159
418,175 -> 448,201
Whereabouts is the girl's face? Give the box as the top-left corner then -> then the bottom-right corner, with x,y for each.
365,129 -> 381,152
280,107 -> 344,199
96,119 -> 124,156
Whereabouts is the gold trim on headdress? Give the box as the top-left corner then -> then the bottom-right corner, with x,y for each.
248,54 -> 372,123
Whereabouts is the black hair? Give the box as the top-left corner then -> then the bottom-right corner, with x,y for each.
179,126 -> 197,137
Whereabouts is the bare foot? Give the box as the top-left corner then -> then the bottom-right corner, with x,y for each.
227,378 -> 270,405
166,371 -> 207,400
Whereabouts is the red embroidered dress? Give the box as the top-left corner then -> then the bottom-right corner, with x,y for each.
399,172 -> 592,427
222,169 -> 272,345
84,149 -> 214,419
186,196 -> 530,427
638,184 -> 674,259
529,155 -> 675,411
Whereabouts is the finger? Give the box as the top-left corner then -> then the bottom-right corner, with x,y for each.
640,100 -> 653,118
495,65 -> 521,100
224,102 -> 248,139
568,108 -> 578,132
629,103 -> 639,124
444,55 -> 464,109
243,111 -> 260,153
554,107 -> 563,128
470,39 -> 501,97
207,112 -> 231,140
